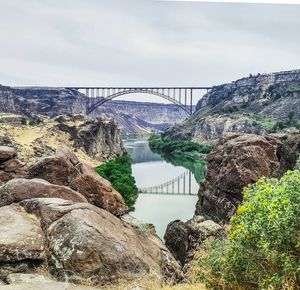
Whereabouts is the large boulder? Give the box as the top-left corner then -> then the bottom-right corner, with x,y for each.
164,216 -> 225,266
0,147 -> 16,162
20,198 -> 182,285
196,133 -> 300,223
0,147 -> 27,186
27,147 -> 127,216
0,204 -> 45,262
0,178 -> 87,207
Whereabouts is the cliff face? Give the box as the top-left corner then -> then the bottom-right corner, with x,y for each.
90,99 -> 189,134
0,85 -> 188,134
0,85 -> 86,117
55,115 -> 125,161
164,70 -> 300,143
0,114 -> 124,165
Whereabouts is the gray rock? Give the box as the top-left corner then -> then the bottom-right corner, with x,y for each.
45,201 -> 182,284
0,204 -> 45,262
164,70 -> 300,143
0,178 -> 87,207
0,281 -> 98,290
5,273 -> 52,284
0,147 -> 16,162
164,216 -> 225,266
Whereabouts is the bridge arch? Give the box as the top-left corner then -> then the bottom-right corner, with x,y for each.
86,88 -> 191,115
66,87 -> 212,115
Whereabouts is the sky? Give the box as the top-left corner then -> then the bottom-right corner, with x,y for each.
0,0 -> 300,102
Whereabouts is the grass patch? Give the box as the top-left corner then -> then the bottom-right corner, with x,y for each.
96,153 -> 138,209
249,113 -> 300,132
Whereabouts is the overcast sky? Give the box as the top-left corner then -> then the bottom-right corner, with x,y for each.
0,0 -> 300,102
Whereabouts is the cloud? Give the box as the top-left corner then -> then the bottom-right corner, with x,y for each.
0,0 -> 299,97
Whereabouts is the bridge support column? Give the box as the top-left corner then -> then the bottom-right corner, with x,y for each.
190,89 -> 193,114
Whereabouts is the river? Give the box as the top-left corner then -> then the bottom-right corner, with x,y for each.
123,137 -> 205,239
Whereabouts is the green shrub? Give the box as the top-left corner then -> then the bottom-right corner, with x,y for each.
95,153 -> 138,209
21,117 -> 27,125
148,134 -> 211,160
28,117 -> 43,126
197,167 -> 300,289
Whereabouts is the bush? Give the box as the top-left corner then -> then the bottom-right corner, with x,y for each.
95,153 -> 138,209
197,165 -> 300,289
21,117 -> 27,125
148,134 -> 211,160
29,117 -> 43,126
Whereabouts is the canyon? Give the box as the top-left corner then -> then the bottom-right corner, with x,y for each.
0,69 -> 299,289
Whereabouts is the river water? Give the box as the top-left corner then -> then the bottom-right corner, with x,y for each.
123,137 -> 204,239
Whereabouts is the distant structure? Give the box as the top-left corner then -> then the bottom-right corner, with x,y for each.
139,170 -> 197,195
66,86 -> 212,115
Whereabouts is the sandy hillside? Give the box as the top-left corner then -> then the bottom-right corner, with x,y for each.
0,117 -> 101,167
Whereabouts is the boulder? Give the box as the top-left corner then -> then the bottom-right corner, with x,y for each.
5,273 -> 52,284
164,216 -> 225,266
0,204 -> 45,262
0,178 -> 87,207
0,147 -> 27,186
27,147 -> 127,215
0,147 -> 16,162
196,133 -> 281,223
196,133 -> 300,223
19,198 -> 182,284
272,130 -> 300,175
164,220 -> 189,266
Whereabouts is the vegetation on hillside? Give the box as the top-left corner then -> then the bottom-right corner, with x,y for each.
148,134 -> 211,160
195,159 -> 300,289
96,153 -> 138,209
249,111 -> 300,132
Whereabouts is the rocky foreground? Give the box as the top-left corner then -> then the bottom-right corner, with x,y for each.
163,130 -> 300,273
0,146 -> 184,289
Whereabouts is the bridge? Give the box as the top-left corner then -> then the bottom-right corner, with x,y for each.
66,86 -> 212,115
138,170 -> 197,195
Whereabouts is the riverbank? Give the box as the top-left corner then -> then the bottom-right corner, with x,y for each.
148,134 -> 211,161
96,152 -> 138,209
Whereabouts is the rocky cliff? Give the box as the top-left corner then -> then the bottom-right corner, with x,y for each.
195,132 -> 300,223
91,100 -> 189,134
0,86 -> 86,117
164,70 -> 300,143
0,85 -> 188,134
0,114 -> 124,165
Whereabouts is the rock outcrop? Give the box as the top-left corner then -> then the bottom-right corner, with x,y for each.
0,86 -> 86,117
55,114 -> 125,161
164,216 -> 225,266
0,85 -> 189,135
0,147 -> 27,186
164,70 -> 300,143
196,132 -> 300,223
0,114 -> 124,165
27,147 -> 127,216
0,196 -> 182,285
0,204 -> 45,263
0,178 -> 87,207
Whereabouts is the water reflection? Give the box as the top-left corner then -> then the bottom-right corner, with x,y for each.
124,137 -> 205,239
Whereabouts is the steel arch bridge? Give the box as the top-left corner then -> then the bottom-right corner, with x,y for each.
139,170 -> 197,196
66,87 -> 212,115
